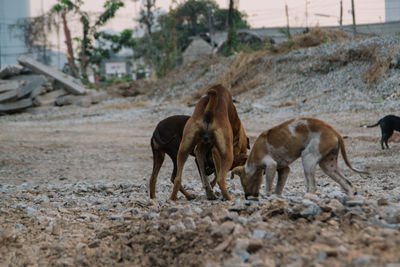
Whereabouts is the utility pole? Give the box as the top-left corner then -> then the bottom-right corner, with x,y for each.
285,4 -> 291,38
0,24 -> 2,69
351,0 -> 356,34
228,0 -> 233,29
339,0 -> 343,29
305,0 -> 309,32
207,4 -> 215,49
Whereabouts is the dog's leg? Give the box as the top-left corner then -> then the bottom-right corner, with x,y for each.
210,146 -> 220,188
170,131 -> 197,201
381,128 -> 393,150
170,156 -> 194,199
275,167 -> 290,195
301,153 -> 319,194
170,157 -> 177,184
319,150 -> 354,196
149,142 -> 165,199
264,157 -> 277,196
194,144 -> 217,200
214,133 -> 234,201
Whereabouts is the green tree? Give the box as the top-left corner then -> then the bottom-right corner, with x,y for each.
51,0 -> 124,80
92,29 -> 136,68
174,0 -> 218,50
212,8 -> 248,31
134,0 -> 249,77
51,0 -> 82,77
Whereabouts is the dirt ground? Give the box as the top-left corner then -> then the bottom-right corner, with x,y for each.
0,97 -> 400,266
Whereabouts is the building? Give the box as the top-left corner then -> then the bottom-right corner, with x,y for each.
385,0 -> 400,22
0,0 -> 30,68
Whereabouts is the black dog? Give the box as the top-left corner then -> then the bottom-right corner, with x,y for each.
367,115 -> 400,149
149,115 -> 215,199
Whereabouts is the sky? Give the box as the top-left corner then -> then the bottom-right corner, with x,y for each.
30,0 -> 386,31
26,0 -> 386,67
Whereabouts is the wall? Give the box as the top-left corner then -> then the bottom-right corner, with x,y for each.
0,0 -> 30,68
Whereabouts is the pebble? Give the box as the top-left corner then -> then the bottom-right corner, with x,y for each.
377,198 -> 389,206
109,214 -> 124,220
253,229 -> 267,240
300,204 -> 322,218
169,222 -> 186,232
182,217 -> 196,229
353,255 -> 373,266
14,223 -> 24,232
216,221 -> 236,236
26,207 -> 37,215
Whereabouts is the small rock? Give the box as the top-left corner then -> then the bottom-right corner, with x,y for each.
253,229 -> 267,240
200,216 -> 214,226
98,205 -> 110,211
377,198 -> 389,206
79,213 -> 98,222
300,204 -> 322,218
353,255 -> 373,266
233,224 -> 246,236
88,240 -> 100,248
182,206 -> 193,216
109,214 -> 124,220
385,209 -> 400,224
217,221 -> 236,236
232,238 -> 250,256
345,196 -> 366,207
144,212 -> 160,220
75,242 -> 87,252
338,245 -> 348,253
168,207 -> 179,214
304,193 -> 318,200
183,217 -> 196,229
169,222 -> 185,232
237,216 -> 248,224
192,207 -> 203,214
14,223 -> 24,232
26,207 -> 37,215
315,251 -> 327,262
327,190 -> 346,202
223,255 -> 249,267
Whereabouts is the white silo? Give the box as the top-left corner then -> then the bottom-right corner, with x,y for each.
0,0 -> 30,68
385,0 -> 400,22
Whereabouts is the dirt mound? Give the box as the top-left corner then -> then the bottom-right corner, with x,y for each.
277,26 -> 351,52
107,31 -> 400,113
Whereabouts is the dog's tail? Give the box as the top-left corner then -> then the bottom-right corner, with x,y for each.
338,135 -> 369,174
204,89 -> 218,124
366,120 -> 380,128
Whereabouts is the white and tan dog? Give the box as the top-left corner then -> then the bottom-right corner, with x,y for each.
232,118 -> 368,199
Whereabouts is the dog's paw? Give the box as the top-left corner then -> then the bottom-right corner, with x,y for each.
206,192 -> 218,200
222,193 -> 233,201
185,193 -> 196,200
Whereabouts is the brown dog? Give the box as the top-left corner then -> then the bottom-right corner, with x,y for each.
170,84 -> 248,201
149,115 -> 215,199
232,118 -> 368,199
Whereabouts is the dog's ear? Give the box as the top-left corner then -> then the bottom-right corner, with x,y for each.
231,166 -> 245,179
246,137 -> 250,149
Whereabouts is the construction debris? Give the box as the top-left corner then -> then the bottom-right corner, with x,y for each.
0,56 -> 109,114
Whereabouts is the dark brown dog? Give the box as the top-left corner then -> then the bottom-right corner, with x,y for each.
367,114 -> 400,149
149,115 -> 215,199
170,84 -> 248,201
